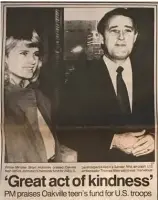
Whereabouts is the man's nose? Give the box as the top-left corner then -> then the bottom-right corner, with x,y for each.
118,31 -> 125,40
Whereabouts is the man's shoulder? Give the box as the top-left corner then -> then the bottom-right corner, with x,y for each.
85,57 -> 104,67
65,57 -> 106,86
65,58 -> 103,84
74,57 -> 105,75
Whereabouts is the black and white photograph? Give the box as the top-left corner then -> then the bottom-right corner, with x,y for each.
1,3 -> 156,163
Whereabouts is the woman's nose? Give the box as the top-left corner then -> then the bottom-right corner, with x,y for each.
28,54 -> 36,64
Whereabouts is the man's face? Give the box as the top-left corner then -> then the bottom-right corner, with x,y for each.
6,41 -> 40,79
103,15 -> 138,61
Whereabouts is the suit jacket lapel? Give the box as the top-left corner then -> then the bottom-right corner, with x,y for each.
131,59 -> 141,115
99,58 -> 121,113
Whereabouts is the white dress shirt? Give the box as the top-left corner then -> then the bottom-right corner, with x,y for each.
103,55 -> 133,111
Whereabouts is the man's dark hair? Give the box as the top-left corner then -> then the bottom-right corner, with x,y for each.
97,8 -> 138,36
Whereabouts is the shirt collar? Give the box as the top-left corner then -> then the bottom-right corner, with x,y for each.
103,55 -> 131,74
9,73 -> 30,88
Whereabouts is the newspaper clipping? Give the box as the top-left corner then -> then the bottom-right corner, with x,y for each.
0,1 -> 157,200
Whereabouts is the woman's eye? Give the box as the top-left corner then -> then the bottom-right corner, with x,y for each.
34,52 -> 40,57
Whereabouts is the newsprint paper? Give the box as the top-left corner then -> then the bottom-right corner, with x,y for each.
0,1 -> 157,200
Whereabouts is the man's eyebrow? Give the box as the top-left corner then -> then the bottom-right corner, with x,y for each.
108,25 -> 134,30
108,25 -> 118,30
125,25 -> 133,29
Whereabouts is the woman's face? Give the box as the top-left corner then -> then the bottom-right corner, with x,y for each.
6,40 -> 40,80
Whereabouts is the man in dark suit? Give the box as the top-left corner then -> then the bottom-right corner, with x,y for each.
57,8 -> 155,162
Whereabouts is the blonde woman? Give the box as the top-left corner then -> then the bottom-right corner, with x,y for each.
4,27 -> 61,163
